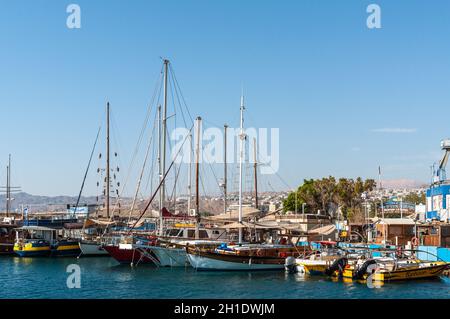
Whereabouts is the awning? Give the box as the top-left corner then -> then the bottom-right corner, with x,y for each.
307,224 -> 336,236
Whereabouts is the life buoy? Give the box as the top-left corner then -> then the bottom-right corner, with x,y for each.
279,252 -> 287,258
411,237 -> 419,246
256,249 -> 265,257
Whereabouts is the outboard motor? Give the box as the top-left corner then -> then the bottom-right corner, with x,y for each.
325,257 -> 348,276
284,256 -> 297,274
352,259 -> 377,280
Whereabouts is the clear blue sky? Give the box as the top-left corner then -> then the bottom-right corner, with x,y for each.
1,0 -> 450,196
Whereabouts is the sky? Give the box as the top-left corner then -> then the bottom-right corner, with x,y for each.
1,0 -> 450,196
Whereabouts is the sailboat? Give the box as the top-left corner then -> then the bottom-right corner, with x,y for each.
186,95 -> 304,271
79,103 -> 119,257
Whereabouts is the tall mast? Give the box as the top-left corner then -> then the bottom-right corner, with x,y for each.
238,94 -> 246,244
106,103 -> 110,219
195,117 -> 202,239
161,59 -> 169,212
157,105 -> 163,235
253,138 -> 258,209
223,124 -> 228,215
6,154 -> 10,217
187,131 -> 192,215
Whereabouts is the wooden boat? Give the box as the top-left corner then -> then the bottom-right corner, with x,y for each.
13,226 -> 81,257
0,223 -> 16,255
187,243 -> 303,271
141,226 -> 228,267
343,257 -> 449,282
79,239 -> 109,256
14,239 -> 52,257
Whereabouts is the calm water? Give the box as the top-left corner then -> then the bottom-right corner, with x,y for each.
1,256 -> 450,299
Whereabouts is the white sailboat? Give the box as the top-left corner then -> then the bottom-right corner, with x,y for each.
186,94 -> 299,271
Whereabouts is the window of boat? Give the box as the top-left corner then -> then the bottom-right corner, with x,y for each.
199,230 -> 208,239
168,229 -> 181,237
187,230 -> 195,238
0,228 -> 8,235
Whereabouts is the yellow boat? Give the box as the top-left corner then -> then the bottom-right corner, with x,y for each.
343,258 -> 449,282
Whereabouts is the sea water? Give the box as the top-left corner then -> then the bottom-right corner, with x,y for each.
1,256 -> 449,299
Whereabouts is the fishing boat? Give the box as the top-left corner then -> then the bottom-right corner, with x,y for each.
13,226 -> 81,257
286,249 -> 347,276
343,255 -> 449,282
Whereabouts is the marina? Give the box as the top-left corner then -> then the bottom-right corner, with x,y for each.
2,2 -> 450,309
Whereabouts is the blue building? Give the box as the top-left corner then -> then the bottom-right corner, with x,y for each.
426,139 -> 450,222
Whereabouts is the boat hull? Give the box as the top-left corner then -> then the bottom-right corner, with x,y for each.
14,242 -> 51,257
343,262 -> 449,282
51,242 -> 81,257
187,250 -> 285,271
148,246 -> 188,267
103,244 -> 158,265
0,243 -> 14,255
79,241 -> 109,256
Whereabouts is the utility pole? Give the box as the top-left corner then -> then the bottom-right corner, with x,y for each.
195,117 -> 202,239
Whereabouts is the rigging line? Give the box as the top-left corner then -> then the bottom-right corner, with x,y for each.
166,154 -> 184,209
255,146 -> 292,190
127,109 -> 158,224
109,110 -> 125,216
127,123 -> 194,234
202,146 -> 224,197
169,63 -> 194,123
112,70 -> 164,215
142,109 -> 159,196
75,126 -> 101,231
169,68 -> 191,129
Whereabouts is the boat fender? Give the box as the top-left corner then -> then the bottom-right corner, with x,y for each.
352,259 -> 377,280
284,256 -> 297,274
325,257 -> 348,276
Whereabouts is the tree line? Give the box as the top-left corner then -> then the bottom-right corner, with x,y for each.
283,176 -> 377,222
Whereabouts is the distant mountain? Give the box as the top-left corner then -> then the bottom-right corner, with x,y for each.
0,192 -> 102,212
380,179 -> 427,189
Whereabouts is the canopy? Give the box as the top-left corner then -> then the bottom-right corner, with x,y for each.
307,224 -> 336,236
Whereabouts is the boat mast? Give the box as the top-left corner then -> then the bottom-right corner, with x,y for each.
224,124 -> 228,215
157,105 -> 163,235
161,59 -> 169,211
195,116 -> 202,239
6,154 -> 10,217
253,138 -> 258,209
187,131 -> 192,215
238,94 -> 246,244
106,103 -> 110,219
